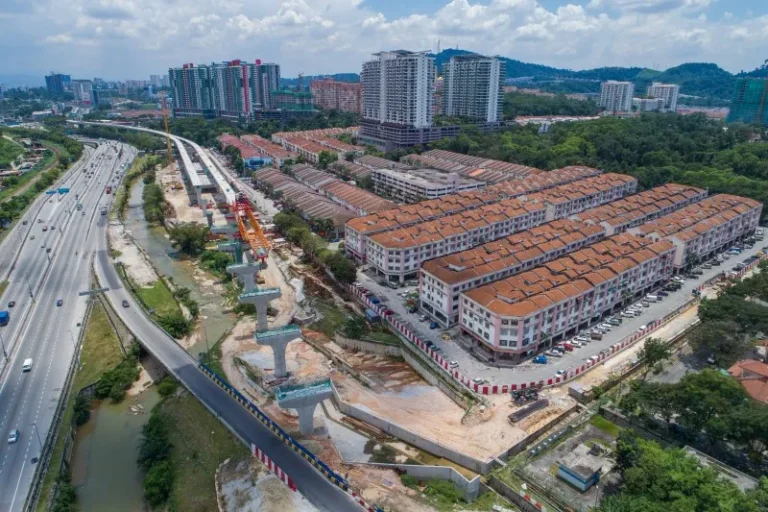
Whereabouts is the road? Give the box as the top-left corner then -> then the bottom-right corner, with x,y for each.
93,210 -> 361,512
0,141 -> 135,511
357,240 -> 768,385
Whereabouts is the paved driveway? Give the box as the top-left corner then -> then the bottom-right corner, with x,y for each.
356,242 -> 766,385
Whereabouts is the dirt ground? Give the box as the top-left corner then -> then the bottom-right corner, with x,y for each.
157,162 -> 205,224
346,465 -> 435,512
108,223 -> 157,286
216,458 -> 318,512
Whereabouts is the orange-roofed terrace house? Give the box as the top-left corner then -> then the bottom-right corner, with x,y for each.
458,235 -> 676,363
628,195 -> 762,271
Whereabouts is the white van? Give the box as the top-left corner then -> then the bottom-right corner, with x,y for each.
22,358 -> 33,372
645,295 -> 659,302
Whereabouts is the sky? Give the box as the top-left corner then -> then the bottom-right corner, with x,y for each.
1,0 -> 767,83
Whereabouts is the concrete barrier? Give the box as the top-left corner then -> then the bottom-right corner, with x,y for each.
330,381 -> 492,474
358,462 -> 481,502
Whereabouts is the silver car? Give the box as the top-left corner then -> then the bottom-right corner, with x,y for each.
7,429 -> 19,444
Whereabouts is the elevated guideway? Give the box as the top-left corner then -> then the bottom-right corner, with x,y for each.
68,121 -> 234,205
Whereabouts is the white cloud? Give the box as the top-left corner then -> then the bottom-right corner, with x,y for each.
1,0 -> 766,80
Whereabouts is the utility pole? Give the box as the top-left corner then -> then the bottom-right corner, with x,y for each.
68,330 -> 80,368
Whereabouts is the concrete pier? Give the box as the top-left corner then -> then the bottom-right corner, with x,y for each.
275,379 -> 333,435
255,325 -> 301,378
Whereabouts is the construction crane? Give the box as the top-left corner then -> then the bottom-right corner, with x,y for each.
297,72 -> 304,92
233,193 -> 271,263
159,91 -> 173,166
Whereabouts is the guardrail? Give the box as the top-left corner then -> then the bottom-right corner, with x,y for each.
198,362 -> 384,512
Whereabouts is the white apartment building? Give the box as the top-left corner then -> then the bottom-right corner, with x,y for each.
599,81 -> 634,113
71,79 -> 94,105
647,82 -> 680,112
442,55 -> 505,122
459,235 -> 676,362
632,97 -> 665,112
361,50 -> 435,129
372,168 -> 485,203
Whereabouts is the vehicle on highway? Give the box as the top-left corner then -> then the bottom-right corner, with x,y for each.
56,299 -> 63,307
37,219 -> 43,224
0,310 -> 9,326
22,220 -> 27,225
46,248 -> 51,254
42,225 -> 48,232
7,429 -> 19,444
30,235 -> 35,240
105,185 -> 112,194
22,358 -> 32,372
100,206 -> 107,215
121,299 -> 130,308
7,301 -> 14,308
51,224 -> 56,230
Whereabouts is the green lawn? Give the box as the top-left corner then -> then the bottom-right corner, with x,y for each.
160,391 -> 249,512
36,302 -> 125,512
135,279 -> 181,317
589,414 -> 622,437
366,329 -> 401,345
0,137 -> 24,168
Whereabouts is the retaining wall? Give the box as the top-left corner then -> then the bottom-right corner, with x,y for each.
334,333 -> 402,357
487,476 -> 553,512
358,462 -> 481,501
331,381 -> 492,474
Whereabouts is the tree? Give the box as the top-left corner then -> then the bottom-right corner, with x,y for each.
688,320 -> 753,367
317,150 -> 338,169
167,222 -> 210,256
637,338 -> 671,380
601,435 -> 759,512
326,252 -> 357,283
143,460 -> 173,506
157,310 -> 192,338
342,316 -> 367,339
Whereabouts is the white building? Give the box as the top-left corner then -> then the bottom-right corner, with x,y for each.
442,55 -> 504,122
647,82 -> 680,112
71,79 -> 94,106
632,97 -> 666,112
599,81 -> 634,113
372,168 -> 485,203
361,50 -> 435,129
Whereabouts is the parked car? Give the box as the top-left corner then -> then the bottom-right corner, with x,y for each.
607,318 -> 621,326
574,335 -> 590,343
657,290 -> 669,297
418,314 -> 428,322
556,369 -> 567,377
472,378 -> 486,385
637,324 -> 647,333
570,340 -> 584,348
449,361 -> 459,369
545,349 -> 563,357
532,355 -> 548,364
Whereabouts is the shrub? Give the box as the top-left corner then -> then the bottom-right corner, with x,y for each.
157,377 -> 178,398
143,460 -> 173,506
73,394 -> 91,426
93,356 -> 140,402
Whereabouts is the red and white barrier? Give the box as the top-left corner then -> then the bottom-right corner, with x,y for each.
349,490 -> 378,512
351,259 -> 766,397
252,443 -> 297,491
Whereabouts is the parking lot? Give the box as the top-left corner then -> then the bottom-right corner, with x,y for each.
356,240 -> 766,385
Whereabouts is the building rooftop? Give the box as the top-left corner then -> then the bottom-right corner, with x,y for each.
728,359 -> 768,404
632,194 -> 762,239
332,160 -> 372,180
240,134 -> 296,160
571,184 -> 706,228
369,198 -> 547,249
374,168 -> 484,189
423,219 -> 604,285
320,181 -> 395,213
355,154 -> 412,171
272,127 -> 359,140
464,233 -> 674,317
346,166 -> 606,236
292,164 -> 337,189
217,133 -> 262,159
418,149 -> 543,177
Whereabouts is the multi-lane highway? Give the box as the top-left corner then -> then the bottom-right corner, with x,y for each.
0,141 -> 136,511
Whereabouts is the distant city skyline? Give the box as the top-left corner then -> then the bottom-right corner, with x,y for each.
1,0 -> 767,83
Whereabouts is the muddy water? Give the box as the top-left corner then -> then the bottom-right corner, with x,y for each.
70,389 -> 161,511
123,181 -> 236,356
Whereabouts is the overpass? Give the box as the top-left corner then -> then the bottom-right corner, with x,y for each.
69,121 -> 237,207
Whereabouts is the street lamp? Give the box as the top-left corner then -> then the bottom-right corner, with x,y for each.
68,330 -> 80,368
31,422 -> 43,454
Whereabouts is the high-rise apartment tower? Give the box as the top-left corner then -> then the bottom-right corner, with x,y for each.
442,54 -> 505,122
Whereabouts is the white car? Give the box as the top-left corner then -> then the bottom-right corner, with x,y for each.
556,369 -> 567,377
7,429 -> 19,444
637,324 -> 647,333
449,361 -> 459,369
472,377 -> 486,385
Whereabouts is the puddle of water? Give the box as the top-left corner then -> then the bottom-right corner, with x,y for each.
70,388 -> 161,511
123,181 -> 235,355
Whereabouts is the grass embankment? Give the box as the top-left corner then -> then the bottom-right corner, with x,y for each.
0,136 -> 24,169
36,302 -> 125,512
135,279 -> 181,317
400,475 -> 508,511
153,391 -> 249,511
112,155 -> 162,220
